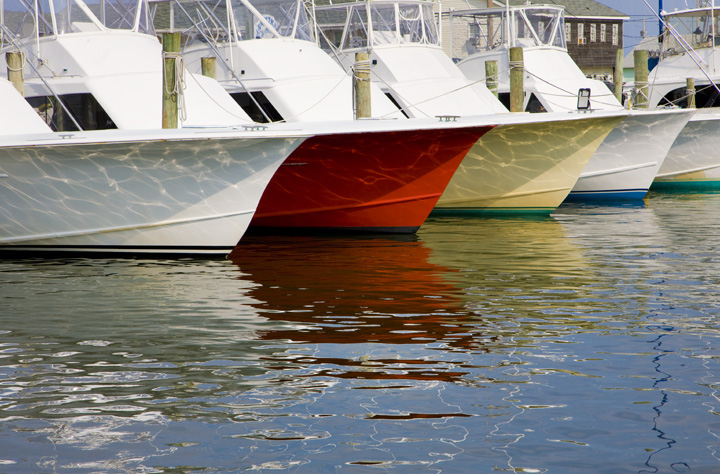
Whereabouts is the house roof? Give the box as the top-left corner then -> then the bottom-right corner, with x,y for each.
622,35 -> 663,68
500,0 -> 629,19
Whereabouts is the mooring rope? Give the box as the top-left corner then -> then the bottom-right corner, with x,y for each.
485,71 -> 498,91
353,58 -> 372,80
508,60 -> 523,72
4,49 -> 25,71
634,80 -> 650,105
163,51 -> 188,122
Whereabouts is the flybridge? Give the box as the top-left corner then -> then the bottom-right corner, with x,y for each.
150,0 -> 314,41
447,5 -> 566,63
1,0 -> 154,39
313,0 -> 440,51
660,6 -> 720,56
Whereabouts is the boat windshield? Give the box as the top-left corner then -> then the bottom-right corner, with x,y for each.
233,0 -> 313,40
167,0 -> 313,42
512,7 -> 565,49
1,0 -> 154,40
448,6 -> 563,61
2,0 -> 56,39
448,9 -> 505,60
314,0 -> 439,51
661,7 -> 720,54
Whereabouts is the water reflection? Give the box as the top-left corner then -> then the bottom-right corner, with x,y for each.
230,235 -> 476,343
2,195 -> 720,473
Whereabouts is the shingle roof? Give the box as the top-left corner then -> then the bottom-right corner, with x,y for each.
503,0 -> 629,19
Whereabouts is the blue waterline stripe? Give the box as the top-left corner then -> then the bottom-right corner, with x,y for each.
565,189 -> 648,201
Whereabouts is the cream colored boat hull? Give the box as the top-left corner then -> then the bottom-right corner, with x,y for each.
435,115 -> 623,213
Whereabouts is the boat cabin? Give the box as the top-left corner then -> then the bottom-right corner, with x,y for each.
1,0 -> 155,131
650,6 -> 720,108
165,0 -> 404,122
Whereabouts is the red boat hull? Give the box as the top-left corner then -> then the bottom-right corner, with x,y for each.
249,125 -> 493,233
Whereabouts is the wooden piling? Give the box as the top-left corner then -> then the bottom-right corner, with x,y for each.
201,57 -> 216,79
162,32 -> 182,129
509,47 -> 524,112
354,52 -> 371,119
613,48 -> 623,103
633,49 -> 649,108
6,51 -> 24,96
686,77 -> 696,108
485,60 -> 498,97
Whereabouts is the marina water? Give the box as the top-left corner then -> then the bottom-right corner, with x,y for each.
1,192 -> 719,473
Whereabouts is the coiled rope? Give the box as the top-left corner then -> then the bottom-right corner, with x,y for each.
353,58 -> 372,80
485,71 -> 498,90
163,51 -> 188,122
5,49 -> 25,71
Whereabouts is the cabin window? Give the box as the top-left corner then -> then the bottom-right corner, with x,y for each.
384,93 -> 409,118
525,93 -> 546,113
230,92 -> 284,123
26,94 -> 117,131
612,24 -> 619,45
343,6 -> 369,49
661,84 -> 720,109
590,24 -> 596,42
601,23 -> 607,42
497,92 -> 511,110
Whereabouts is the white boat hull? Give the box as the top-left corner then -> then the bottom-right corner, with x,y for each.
0,131 -> 305,254
568,109 -> 693,200
653,108 -> 720,190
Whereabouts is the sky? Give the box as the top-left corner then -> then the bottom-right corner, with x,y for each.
595,0 -> 704,51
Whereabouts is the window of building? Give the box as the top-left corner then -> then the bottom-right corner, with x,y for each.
601,23 -> 607,42
578,23 -> 585,44
565,23 -> 571,42
590,24 -> 596,42
612,24 -> 619,45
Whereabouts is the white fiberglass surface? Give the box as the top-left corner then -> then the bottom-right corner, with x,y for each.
522,49 -> 621,112
0,79 -> 54,135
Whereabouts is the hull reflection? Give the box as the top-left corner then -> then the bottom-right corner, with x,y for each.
228,236 -> 485,348
419,215 -> 592,292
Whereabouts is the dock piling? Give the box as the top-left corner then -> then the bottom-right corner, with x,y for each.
354,52 -> 372,119
485,60 -> 498,97
6,51 -> 24,96
201,57 -> 216,79
686,77 -> 696,108
614,48 -> 623,103
509,47 -> 524,112
633,50 -> 649,108
163,32 -> 182,129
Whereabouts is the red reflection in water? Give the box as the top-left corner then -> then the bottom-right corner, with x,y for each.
228,236 -> 487,350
